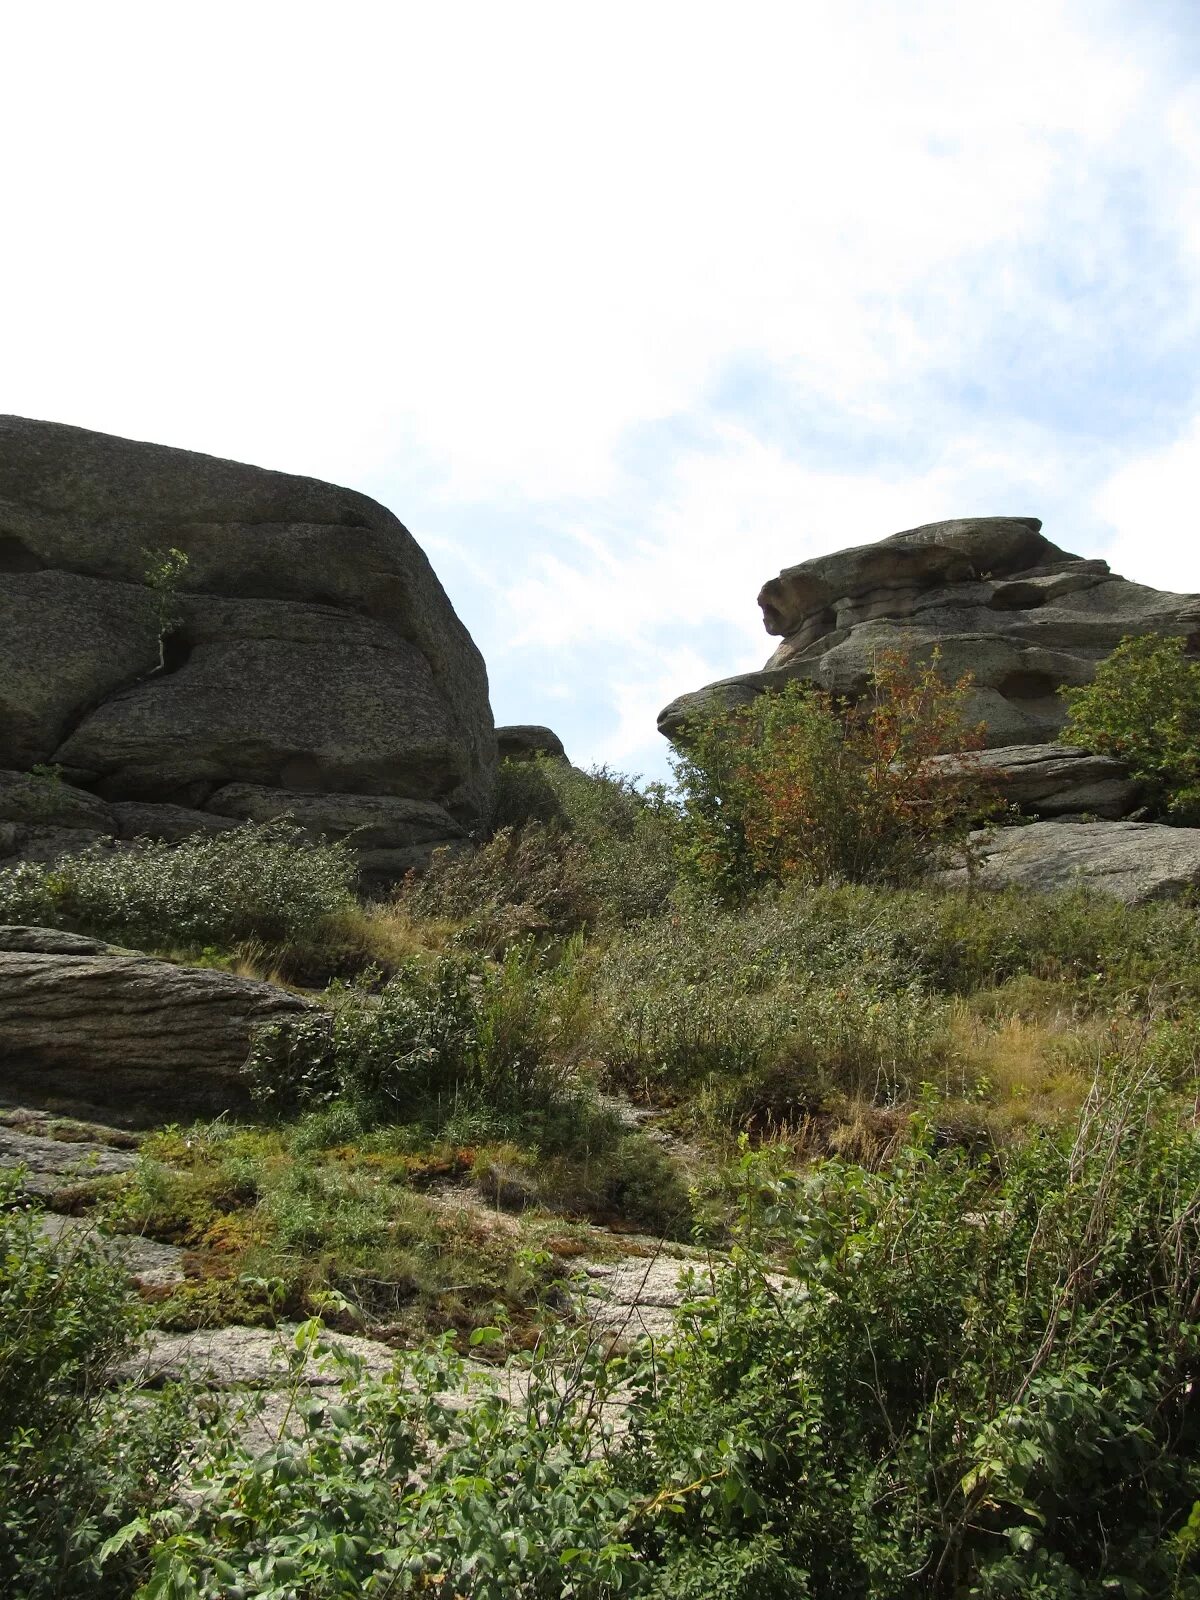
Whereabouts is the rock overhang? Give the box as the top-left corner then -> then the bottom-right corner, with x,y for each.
660,515 -> 1200,750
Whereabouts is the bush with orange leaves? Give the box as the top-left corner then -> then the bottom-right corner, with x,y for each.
671,649 -> 996,895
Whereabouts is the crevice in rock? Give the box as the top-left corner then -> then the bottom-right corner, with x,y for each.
987,583 -> 1049,611
998,668 -> 1059,702
159,631 -> 193,675
0,534 -> 45,573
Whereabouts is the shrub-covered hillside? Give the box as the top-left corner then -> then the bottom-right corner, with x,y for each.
2,647 -> 1200,1598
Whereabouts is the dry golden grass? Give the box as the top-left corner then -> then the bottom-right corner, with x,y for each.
322,901 -> 462,968
944,983 -> 1118,1133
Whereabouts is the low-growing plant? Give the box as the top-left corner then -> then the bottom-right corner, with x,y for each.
1060,632 -> 1200,822
0,819 -> 357,951
398,824 -> 604,945
247,941 -> 592,1123
0,1186 -> 192,1598
618,1071 -> 1200,1596
403,759 -> 681,939
100,1073 -> 1200,1599
106,1319 -> 643,1599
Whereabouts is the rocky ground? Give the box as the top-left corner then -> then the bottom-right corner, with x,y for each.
1,1100 -> 704,1437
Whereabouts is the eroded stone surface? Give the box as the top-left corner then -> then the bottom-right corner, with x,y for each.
575,1255 -> 701,1341
37,1211 -> 186,1288
0,414 -> 495,833
0,1122 -> 140,1196
659,517 -> 1200,749
926,744 -> 1145,820
939,819 -> 1200,903
496,725 -> 568,762
0,928 -> 318,1119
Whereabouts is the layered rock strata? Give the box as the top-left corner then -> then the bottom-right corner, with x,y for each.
0,927 -> 317,1121
659,517 -> 1200,750
938,820 -> 1200,904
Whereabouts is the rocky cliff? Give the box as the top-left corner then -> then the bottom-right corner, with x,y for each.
0,416 -> 495,874
658,516 -> 1200,748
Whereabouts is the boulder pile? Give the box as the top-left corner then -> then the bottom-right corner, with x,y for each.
658,515 -> 1200,902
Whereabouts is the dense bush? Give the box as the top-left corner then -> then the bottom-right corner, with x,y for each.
401,759 -> 680,940
0,820 -> 357,950
671,650 -> 993,894
0,1190 -> 189,1598
620,1076 -> 1200,1597
397,824 -> 604,944
109,1320 -> 642,1599
247,941 -> 593,1124
1061,632 -> 1200,822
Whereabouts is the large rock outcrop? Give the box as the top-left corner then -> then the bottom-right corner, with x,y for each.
0,926 -> 318,1120
659,517 -> 1200,748
0,416 -> 494,866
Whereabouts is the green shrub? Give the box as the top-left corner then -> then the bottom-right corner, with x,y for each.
0,820 -> 357,950
0,1189 -> 190,1598
671,651 -> 992,895
620,1076 -> 1200,1596
590,893 -> 957,1122
247,942 -> 591,1126
1061,633 -> 1200,822
398,824 -> 604,944
110,1080 -> 1200,1599
110,1320 -> 643,1599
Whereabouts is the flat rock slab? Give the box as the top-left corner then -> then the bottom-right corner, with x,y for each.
121,1325 -> 401,1389
575,1255 -> 702,1342
0,1122 -> 139,1197
0,926 -> 319,1120
37,1211 -> 185,1288
117,1325 -> 534,1449
941,819 -> 1200,903
925,744 -> 1143,820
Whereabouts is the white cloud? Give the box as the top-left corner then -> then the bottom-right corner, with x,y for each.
1,0 -> 1199,771
1094,417 -> 1200,593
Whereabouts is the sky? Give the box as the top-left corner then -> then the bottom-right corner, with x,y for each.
3,1 -> 1200,782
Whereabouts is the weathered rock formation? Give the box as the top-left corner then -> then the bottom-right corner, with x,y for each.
938,819 -> 1200,904
0,416 -> 494,872
0,926 -> 317,1121
659,517 -> 1200,750
496,724 -> 568,763
925,745 -> 1145,821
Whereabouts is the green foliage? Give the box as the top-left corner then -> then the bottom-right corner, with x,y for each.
247,941 -> 590,1123
107,1078 -> 1200,1598
618,1077 -> 1200,1597
109,1319 -> 643,1599
1060,633 -> 1200,821
398,824 -> 605,944
671,651 -> 991,895
141,546 -> 190,666
0,819 -> 357,950
590,891 -> 956,1123
0,1189 -> 189,1598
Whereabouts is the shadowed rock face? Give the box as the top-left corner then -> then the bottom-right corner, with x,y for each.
659,517 -> 1200,748
0,416 -> 495,848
